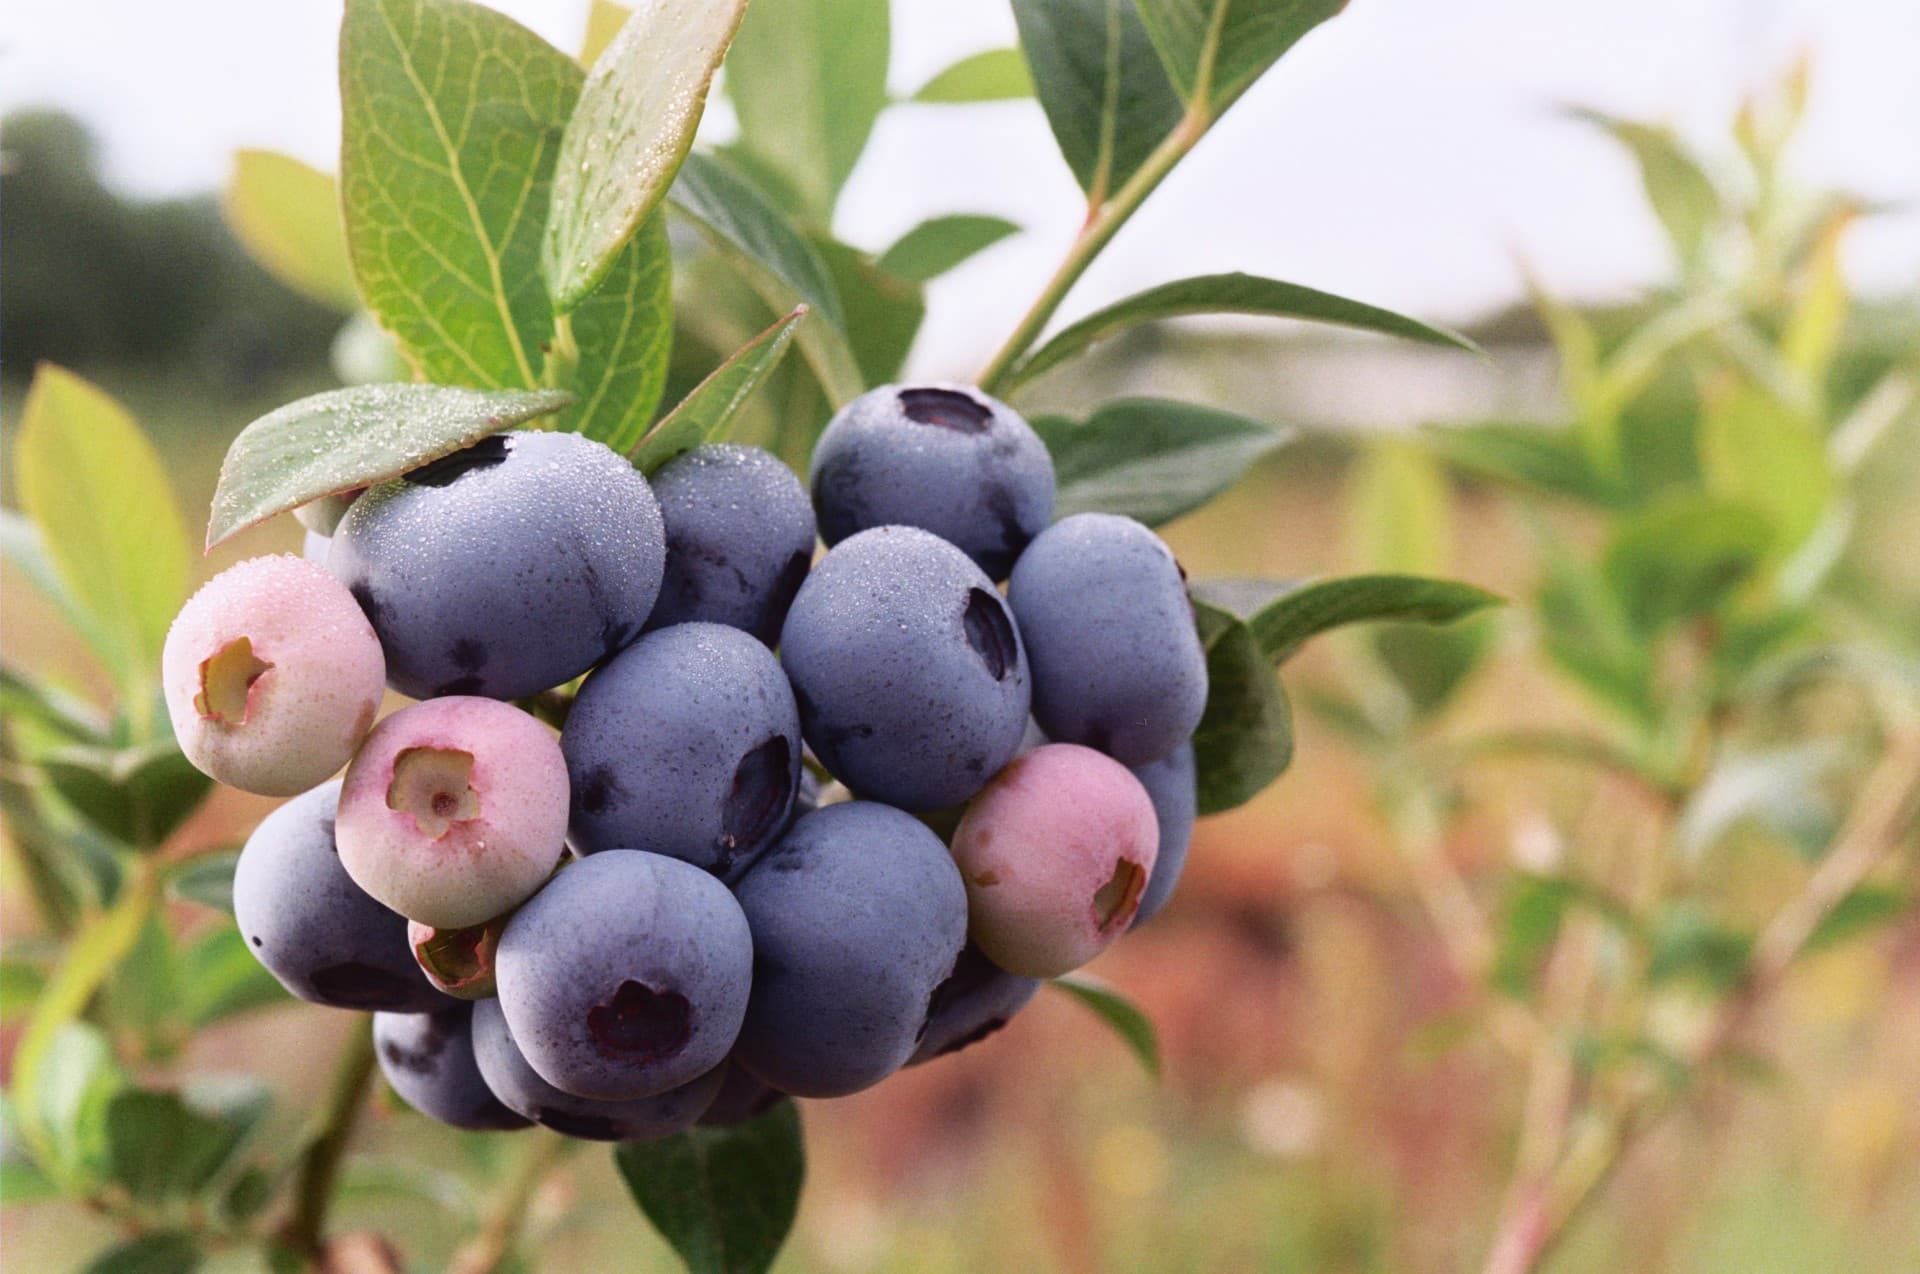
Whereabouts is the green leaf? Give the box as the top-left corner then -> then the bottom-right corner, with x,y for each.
542,0 -> 745,310
13,366 -> 189,694
106,1082 -> 270,1203
1133,0 -> 1344,114
1568,110 -> 1719,268
1050,974 -> 1161,1079
340,0 -> 580,387
812,237 -> 925,387
0,956 -> 48,1025
725,0 -> 889,219
1034,399 -> 1291,526
25,1023 -> 126,1190
0,511 -> 116,659
911,47 -> 1035,103
1010,272 -> 1477,389
672,153 -> 845,330
1677,743 -> 1844,860
40,740 -> 212,850
1601,498 -> 1773,637
0,1094 -> 60,1203
205,383 -> 572,548
614,1100 -> 804,1274
179,925 -> 291,1025
580,0 -> 629,65
1191,600 -> 1294,814
1698,386 -> 1834,553
632,307 -> 809,473
1492,873 -> 1641,998
1423,421 -> 1619,507
1011,0 -> 1183,197
875,214 -> 1021,282
1345,441 -> 1451,576
1533,525 -> 1656,725
82,1233 -> 203,1274
0,667 -> 109,745
1371,619 -> 1494,720
167,851 -> 242,915
1647,906 -> 1751,991
1807,887 -> 1910,953
549,211 -> 674,451
101,913 -> 183,1050
223,150 -> 358,310
1247,575 -> 1503,665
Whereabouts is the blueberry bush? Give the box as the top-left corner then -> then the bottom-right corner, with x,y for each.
5,4 -> 1912,1273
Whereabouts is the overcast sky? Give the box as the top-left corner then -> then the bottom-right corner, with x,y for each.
3,0 -> 1915,377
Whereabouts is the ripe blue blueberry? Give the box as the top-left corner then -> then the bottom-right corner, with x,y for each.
731,803 -> 968,1097
563,623 -> 801,880
1008,513 -> 1207,765
909,943 -> 1039,1065
1130,743 -> 1197,927
374,1003 -> 530,1132
495,851 -> 753,1100
645,445 -> 816,645
232,781 -> 447,1013
469,998 -> 723,1142
328,431 -> 664,700
811,383 -> 1054,580
780,526 -> 1029,811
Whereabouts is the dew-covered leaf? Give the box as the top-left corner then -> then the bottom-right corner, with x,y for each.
205,383 -> 572,548
1034,398 -> 1291,526
550,211 -> 674,451
340,0 -> 580,387
671,153 -> 845,329
544,0 -> 746,311
1010,272 -> 1477,389
630,308 -> 807,473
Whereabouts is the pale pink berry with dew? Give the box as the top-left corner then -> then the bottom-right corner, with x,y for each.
949,743 -> 1159,978
337,697 -> 568,928
162,554 -> 385,796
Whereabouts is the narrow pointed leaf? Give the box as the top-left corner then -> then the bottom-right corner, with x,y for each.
631,307 -> 808,472
205,384 -> 572,548
550,211 -> 674,450
14,367 -> 189,689
614,1101 -> 804,1274
1567,109 -> 1719,268
1051,975 -> 1161,1079
671,153 -> 845,330
876,214 -> 1021,282
1192,600 -> 1294,813
580,0 -> 629,66
725,0 -> 889,219
1133,0 -> 1343,113
544,0 -> 747,311
340,0 -> 580,387
223,150 -> 358,310
1012,272 -> 1477,388
1249,574 -> 1503,664
1012,0 -> 1183,196
911,47 -> 1034,103
1034,399 -> 1291,526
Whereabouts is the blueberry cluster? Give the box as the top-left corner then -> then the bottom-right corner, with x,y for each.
163,382 -> 1206,1140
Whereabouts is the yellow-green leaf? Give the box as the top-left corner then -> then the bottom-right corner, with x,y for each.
13,367 -> 189,694
222,150 -> 358,311
550,212 -> 674,451
580,0 -> 628,66
340,0 -> 581,387
910,47 -> 1034,103
544,0 -> 747,312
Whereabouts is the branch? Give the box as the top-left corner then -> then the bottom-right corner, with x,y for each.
448,1131 -> 570,1274
279,1017 -> 379,1260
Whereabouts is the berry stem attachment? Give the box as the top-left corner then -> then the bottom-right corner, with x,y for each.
977,105 -> 1212,396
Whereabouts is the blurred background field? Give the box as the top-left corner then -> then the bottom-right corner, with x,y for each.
5,1 -> 1920,1271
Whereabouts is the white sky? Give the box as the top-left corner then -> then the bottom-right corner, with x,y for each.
3,0 -> 1916,377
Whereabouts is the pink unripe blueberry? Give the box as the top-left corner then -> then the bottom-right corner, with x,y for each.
949,743 -> 1159,977
409,917 -> 504,1000
162,554 -> 384,796
337,697 -> 568,928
